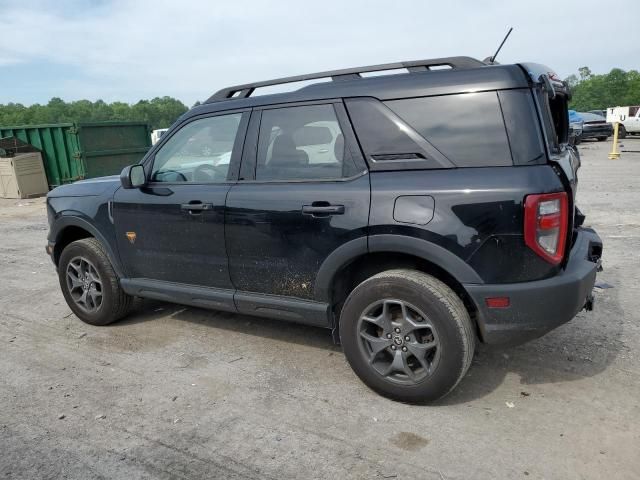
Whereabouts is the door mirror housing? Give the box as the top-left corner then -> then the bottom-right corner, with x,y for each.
120,164 -> 146,189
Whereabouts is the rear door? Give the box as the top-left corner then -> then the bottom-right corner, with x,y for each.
225,101 -> 369,314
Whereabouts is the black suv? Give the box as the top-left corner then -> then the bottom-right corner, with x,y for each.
46,56 -> 602,402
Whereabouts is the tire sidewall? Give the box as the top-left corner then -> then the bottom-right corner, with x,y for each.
58,241 -> 117,326
340,274 -> 469,402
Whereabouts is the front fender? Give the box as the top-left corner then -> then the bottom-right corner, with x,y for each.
49,214 -> 124,278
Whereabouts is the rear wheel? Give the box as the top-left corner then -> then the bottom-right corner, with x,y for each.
597,136 -> 607,142
58,238 -> 133,326
339,269 -> 475,403
618,125 -> 627,139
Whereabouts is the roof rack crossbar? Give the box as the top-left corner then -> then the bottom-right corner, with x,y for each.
206,56 -> 484,103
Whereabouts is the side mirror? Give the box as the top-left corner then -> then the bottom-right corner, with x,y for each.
120,164 -> 146,189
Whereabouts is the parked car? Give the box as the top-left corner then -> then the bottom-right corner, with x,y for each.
569,110 -> 584,144
578,112 -> 613,141
46,57 -> 602,402
606,106 -> 640,139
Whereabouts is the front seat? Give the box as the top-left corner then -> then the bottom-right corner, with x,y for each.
269,134 -> 309,170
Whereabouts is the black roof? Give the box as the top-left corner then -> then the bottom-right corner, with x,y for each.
188,57 -> 540,118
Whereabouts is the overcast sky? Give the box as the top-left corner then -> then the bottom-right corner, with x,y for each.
1,0 -> 639,106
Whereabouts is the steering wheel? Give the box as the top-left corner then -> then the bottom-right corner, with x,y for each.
193,163 -> 223,182
153,169 -> 187,182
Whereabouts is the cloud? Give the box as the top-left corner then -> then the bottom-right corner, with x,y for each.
1,0 -> 639,105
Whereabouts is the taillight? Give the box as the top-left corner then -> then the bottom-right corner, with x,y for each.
524,192 -> 568,265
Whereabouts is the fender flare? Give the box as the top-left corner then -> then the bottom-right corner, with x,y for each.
314,234 -> 483,303
314,237 -> 368,302
50,215 -> 125,278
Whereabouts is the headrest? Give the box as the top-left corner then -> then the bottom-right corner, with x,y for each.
270,135 -> 308,167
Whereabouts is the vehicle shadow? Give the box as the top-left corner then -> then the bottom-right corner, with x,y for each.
117,298 -> 341,352
116,283 -> 623,405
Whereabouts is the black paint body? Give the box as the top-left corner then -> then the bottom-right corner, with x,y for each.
46,59 -> 602,344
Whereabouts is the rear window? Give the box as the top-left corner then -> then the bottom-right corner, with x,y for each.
385,92 -> 512,167
535,89 -> 569,151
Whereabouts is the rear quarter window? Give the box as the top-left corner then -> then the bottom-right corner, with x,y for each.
498,90 -> 546,165
385,92 -> 512,167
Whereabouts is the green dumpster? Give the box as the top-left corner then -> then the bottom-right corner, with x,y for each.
0,121 -> 151,188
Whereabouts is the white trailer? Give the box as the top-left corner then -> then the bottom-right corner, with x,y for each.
606,106 -> 640,137
151,128 -> 169,145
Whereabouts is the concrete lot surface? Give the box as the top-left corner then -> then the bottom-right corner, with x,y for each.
1,138 -> 639,479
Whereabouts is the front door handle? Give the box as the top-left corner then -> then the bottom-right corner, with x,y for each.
302,203 -> 345,217
181,202 -> 214,213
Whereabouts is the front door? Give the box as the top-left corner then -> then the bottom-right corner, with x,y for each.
225,102 -> 370,304
113,110 -> 249,289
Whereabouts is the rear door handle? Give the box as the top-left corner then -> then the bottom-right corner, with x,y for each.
181,202 -> 213,213
302,203 -> 345,217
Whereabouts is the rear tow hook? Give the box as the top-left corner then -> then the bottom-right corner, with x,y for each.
583,294 -> 595,312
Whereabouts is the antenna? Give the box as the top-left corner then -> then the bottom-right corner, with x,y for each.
487,27 -> 513,64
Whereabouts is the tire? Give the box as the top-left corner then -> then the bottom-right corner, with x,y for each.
618,125 -> 627,139
597,136 -> 607,142
58,238 -> 133,326
339,269 -> 475,403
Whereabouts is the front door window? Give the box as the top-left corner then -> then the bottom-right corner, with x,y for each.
151,113 -> 243,183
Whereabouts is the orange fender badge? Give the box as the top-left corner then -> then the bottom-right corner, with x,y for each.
125,232 -> 137,244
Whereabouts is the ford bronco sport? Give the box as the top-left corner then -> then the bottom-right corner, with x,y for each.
46,56 -> 602,402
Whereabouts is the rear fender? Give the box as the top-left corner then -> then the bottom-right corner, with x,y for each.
313,235 -> 483,303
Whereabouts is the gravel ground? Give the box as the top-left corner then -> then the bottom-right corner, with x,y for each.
1,138 -> 639,479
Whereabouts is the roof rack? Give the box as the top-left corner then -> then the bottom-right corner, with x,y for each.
206,56 -> 485,103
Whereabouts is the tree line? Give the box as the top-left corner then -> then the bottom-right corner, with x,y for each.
566,67 -> 640,112
0,96 -> 190,130
2,68 -> 638,129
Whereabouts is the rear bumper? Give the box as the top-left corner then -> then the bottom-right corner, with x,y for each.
465,228 -> 602,345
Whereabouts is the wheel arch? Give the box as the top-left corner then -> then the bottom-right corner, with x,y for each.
315,235 -> 483,339
51,216 -> 124,278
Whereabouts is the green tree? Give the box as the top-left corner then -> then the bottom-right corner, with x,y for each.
566,67 -> 640,111
565,74 -> 579,88
578,66 -> 592,81
0,97 -> 188,129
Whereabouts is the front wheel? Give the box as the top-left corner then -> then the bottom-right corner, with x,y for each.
58,238 -> 133,326
339,269 -> 475,403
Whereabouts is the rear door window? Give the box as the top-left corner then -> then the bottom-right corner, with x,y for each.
255,104 -> 359,181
